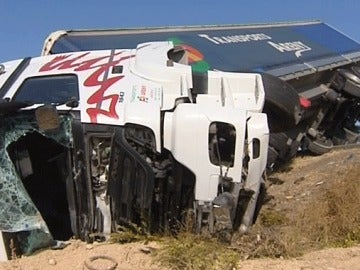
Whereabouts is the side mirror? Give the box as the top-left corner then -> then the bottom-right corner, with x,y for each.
65,97 -> 79,108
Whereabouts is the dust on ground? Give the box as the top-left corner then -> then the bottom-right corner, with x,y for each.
0,147 -> 360,270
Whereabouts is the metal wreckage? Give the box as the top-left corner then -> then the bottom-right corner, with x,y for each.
0,20 -> 359,259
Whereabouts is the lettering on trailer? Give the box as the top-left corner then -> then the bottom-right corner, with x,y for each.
267,41 -> 312,58
39,51 -> 134,123
198,33 -> 272,45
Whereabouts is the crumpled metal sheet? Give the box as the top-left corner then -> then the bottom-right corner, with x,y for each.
0,113 -> 72,254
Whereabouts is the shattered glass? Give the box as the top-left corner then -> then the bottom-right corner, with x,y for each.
0,113 -> 72,254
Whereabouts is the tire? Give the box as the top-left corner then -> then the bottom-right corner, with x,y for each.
261,73 -> 302,133
351,66 -> 360,78
267,147 -> 279,168
268,132 -> 300,168
269,132 -> 289,153
337,69 -> 360,98
269,132 -> 294,161
306,137 -> 333,155
343,68 -> 360,84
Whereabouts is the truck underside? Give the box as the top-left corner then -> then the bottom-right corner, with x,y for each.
267,65 -> 360,168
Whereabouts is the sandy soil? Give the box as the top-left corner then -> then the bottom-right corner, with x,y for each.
1,147 -> 360,270
1,240 -> 360,270
0,240 -> 164,270
239,245 -> 360,270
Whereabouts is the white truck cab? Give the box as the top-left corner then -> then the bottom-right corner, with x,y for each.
0,41 -> 268,256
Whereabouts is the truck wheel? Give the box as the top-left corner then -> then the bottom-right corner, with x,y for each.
268,132 -> 300,168
306,137 -> 333,155
268,133 -> 287,167
269,132 -> 288,152
337,69 -> 360,98
269,132 -> 293,161
267,147 -> 279,168
261,73 -> 302,133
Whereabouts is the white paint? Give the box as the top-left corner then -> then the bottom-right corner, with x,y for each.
0,232 -> 8,261
268,40 -> 311,57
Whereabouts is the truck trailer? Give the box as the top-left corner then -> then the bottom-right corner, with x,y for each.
42,20 -> 360,167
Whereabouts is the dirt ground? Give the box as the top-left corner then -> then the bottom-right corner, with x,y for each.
0,147 -> 360,270
238,146 -> 360,270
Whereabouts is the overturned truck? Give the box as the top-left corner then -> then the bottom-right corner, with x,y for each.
0,42 -> 270,257
1,20 -> 360,258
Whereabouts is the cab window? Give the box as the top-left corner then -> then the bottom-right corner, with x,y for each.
13,75 -> 79,104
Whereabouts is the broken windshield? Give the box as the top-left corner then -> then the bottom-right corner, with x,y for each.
0,113 -> 73,254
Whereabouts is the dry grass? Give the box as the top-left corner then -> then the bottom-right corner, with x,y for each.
111,163 -> 360,268
296,164 -> 360,248
231,219 -> 303,259
260,209 -> 288,227
232,164 -> 360,259
110,223 -> 155,244
154,232 -> 239,270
